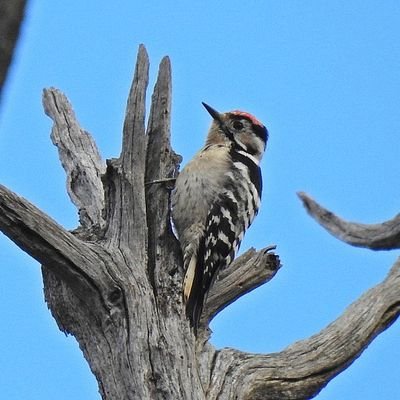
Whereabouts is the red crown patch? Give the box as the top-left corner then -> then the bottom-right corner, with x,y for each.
231,110 -> 264,127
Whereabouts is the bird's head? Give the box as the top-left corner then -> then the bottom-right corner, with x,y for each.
202,102 -> 268,162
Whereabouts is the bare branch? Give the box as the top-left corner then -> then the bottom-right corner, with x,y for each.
145,56 -> 182,290
146,56 -> 177,183
121,44 -> 149,172
42,87 -> 106,229
203,246 -> 281,324
103,45 -> 149,255
298,191 -> 400,250
0,184 -> 113,297
209,257 -> 400,400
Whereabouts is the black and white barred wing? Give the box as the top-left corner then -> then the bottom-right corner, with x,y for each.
183,150 -> 263,331
184,191 -> 253,331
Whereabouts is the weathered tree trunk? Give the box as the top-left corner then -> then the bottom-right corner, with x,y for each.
0,45 -> 399,399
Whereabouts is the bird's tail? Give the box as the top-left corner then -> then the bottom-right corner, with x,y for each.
183,250 -> 205,334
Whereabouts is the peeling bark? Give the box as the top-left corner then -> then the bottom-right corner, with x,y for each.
1,45 -> 399,399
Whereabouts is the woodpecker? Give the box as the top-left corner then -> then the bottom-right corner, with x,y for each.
171,103 -> 268,333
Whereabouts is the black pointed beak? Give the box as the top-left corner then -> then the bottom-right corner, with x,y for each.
202,102 -> 234,140
202,102 -> 223,123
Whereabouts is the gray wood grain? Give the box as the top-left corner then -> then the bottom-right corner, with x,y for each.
43,87 -> 106,229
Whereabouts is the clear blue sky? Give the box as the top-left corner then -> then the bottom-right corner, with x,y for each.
1,1 -> 399,399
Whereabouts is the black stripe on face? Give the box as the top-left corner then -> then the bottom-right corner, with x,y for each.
229,114 -> 268,144
230,149 -> 262,198
253,124 -> 268,144
244,143 -> 259,157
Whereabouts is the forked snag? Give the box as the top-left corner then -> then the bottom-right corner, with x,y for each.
0,45 -> 399,399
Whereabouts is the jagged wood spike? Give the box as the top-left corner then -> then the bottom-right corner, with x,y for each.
43,87 -> 106,229
103,44 -> 149,257
145,56 -> 182,298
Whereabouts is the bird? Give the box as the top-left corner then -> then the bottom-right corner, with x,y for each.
171,102 -> 268,333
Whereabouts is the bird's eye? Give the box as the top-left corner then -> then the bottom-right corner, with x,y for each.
233,120 -> 244,130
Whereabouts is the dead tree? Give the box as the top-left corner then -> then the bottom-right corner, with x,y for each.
0,45 -> 399,399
